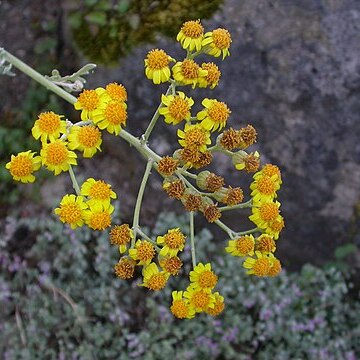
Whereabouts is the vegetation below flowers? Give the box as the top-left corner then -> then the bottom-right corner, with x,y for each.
0,212 -> 359,359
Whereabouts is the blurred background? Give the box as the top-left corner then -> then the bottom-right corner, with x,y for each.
1,0 -> 360,359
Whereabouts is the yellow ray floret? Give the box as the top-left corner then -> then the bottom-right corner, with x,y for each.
177,123 -> 211,152
205,292 -> 225,316
67,125 -> 102,158
83,202 -> 114,231
159,92 -> 194,125
184,285 -> 216,313
105,82 -> 127,102
189,263 -> 218,290
129,240 -> 155,266
40,140 -> 77,175
197,98 -> 231,132
92,101 -> 127,135
109,224 -> 134,254
140,263 -> 170,291
198,62 -> 221,89
202,28 -> 232,59
172,59 -> 208,88
176,20 -> 204,52
54,194 -> 88,229
249,200 -> 281,230
6,150 -> 41,183
31,112 -> 67,143
170,291 -> 195,319
225,235 -> 255,257
243,251 -> 271,276
80,178 -> 117,207
144,49 -> 175,84
157,228 -> 186,257
74,88 -> 110,121
250,173 -> 280,202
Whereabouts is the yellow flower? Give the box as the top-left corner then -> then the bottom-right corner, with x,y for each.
172,59 -> 207,88
268,255 -> 282,276
197,98 -> 231,132
233,151 -> 260,171
109,224 -> 133,253
83,202 -> 114,231
144,49 -> 175,84
92,101 -> 127,135
189,263 -> 218,290
40,140 -> 77,175
159,92 -> 194,125
31,112 -> 67,143
157,228 -> 186,257
184,285 -> 216,313
205,292 -> 225,316
264,215 -> 285,240
6,150 -> 41,183
114,257 -> 136,280
140,263 -> 170,291
129,240 -> 155,266
105,82 -> 127,102
67,125 -> 102,158
157,156 -> 179,176
254,164 -> 282,186
202,28 -> 232,59
80,178 -> 117,207
159,255 -> 183,276
176,20 -> 204,52
198,62 -> 221,89
255,234 -> 276,254
54,194 -> 88,229
249,201 -> 281,230
243,251 -> 272,276
177,123 -> 211,152
74,88 -> 110,121
170,291 -> 195,319
250,174 -> 280,202
225,235 -> 255,257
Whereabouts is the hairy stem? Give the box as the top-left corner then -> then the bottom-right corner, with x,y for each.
219,199 -> 253,212
68,165 -> 81,195
189,211 -> 196,268
235,227 -> 260,236
131,159 -> 154,246
215,219 -> 235,238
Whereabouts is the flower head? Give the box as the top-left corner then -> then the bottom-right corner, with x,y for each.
163,179 -> 186,199
31,112 -> 67,143
202,28 -> 232,59
109,224 -> 133,253
140,263 -> 170,291
198,62 -> 221,89
255,234 -> 276,253
205,292 -> 225,316
226,235 -> 255,257
172,59 -> 207,88
243,251 -> 272,276
197,98 -> 231,132
114,257 -> 136,279
40,140 -> 77,175
177,20 -> 204,52
74,88 -> 110,121
159,255 -> 183,276
92,101 -> 127,135
255,164 -> 282,186
233,150 -> 260,172
83,202 -> 114,230
265,215 -> 285,240
67,125 -> 102,158
105,82 -> 127,102
219,127 -> 242,150
129,240 -> 155,266
178,123 -> 211,153
170,291 -> 195,319
249,201 -> 281,230
54,194 -> 88,229
157,156 -> 179,176
6,150 -> 41,183
157,228 -> 186,257
250,174 -> 280,202
80,178 -> 117,207
184,286 -> 216,313
268,255 -> 282,276
189,263 -> 218,290
159,92 -> 194,125
144,49 -> 174,84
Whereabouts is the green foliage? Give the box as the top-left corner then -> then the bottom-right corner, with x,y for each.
0,212 -> 359,359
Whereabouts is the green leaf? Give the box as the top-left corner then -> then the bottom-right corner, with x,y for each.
117,0 -> 130,13
86,11 -> 107,26
334,243 -> 357,259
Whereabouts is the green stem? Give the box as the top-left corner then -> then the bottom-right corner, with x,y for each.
131,159 -> 154,246
68,166 -> 80,195
136,228 -> 161,251
219,199 -> 253,212
2,49 -> 77,104
142,85 -> 172,143
215,219 -> 235,238
189,211 -> 196,268
235,227 -> 260,236
176,172 -> 209,196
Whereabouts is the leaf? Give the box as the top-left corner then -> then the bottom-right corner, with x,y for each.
117,0 -> 130,13
86,11 -> 107,26
334,243 -> 357,259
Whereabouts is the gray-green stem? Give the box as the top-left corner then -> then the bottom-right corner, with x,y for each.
189,211 -> 196,268
219,199 -> 252,212
68,165 -> 80,195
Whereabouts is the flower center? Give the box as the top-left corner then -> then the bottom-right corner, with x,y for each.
168,97 -> 190,121
262,164 -> 281,178
253,258 -> 271,276
88,180 -> 111,200
184,128 -> 206,147
114,258 -> 135,279
181,59 -> 200,79
235,236 -> 254,254
226,187 -> 244,205
257,176 -> 275,195
77,126 -> 101,148
270,218 -> 285,232
37,112 -> 61,133
256,236 -> 276,253
268,259 -> 282,276
171,300 -> 189,318
110,224 -> 132,245
46,142 -> 68,165
164,230 -> 185,249
202,63 -> 221,84
162,256 -> 182,275
146,49 -> 170,70
104,102 -> 127,125
137,241 -> 155,262
10,155 -> 33,177
106,83 -> 127,101
148,273 -> 167,291
89,211 -> 111,230
259,203 -> 279,222
192,290 -> 210,308
208,101 -> 230,123
198,270 -> 218,289
78,90 -> 99,111
59,203 -> 82,224
181,20 -> 204,38
212,28 -> 232,49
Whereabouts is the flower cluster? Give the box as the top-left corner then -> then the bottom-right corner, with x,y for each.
5,19 -> 285,320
